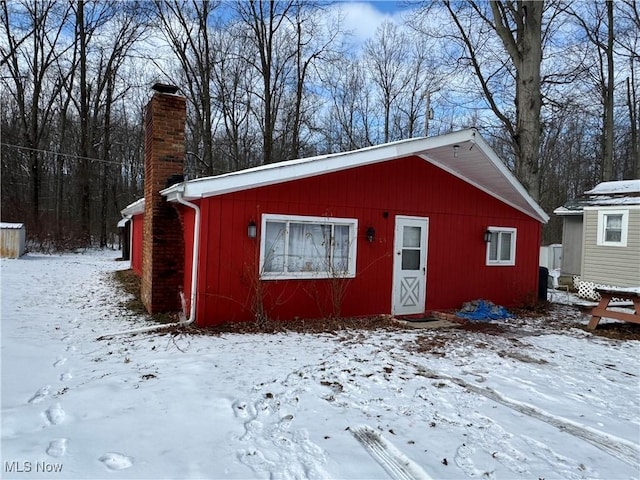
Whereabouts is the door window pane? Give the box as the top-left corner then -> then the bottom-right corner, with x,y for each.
403,226 -> 421,248
402,250 -> 420,270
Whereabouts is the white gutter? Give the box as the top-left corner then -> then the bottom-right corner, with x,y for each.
99,187 -> 201,339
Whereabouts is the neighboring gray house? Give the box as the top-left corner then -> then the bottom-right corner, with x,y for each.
554,180 -> 640,293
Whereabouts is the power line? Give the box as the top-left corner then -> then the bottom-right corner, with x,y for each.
0,142 -> 139,166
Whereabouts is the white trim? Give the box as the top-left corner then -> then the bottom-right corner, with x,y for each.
162,129 -> 549,224
121,198 -> 145,216
391,215 -> 429,315
486,226 -> 517,266
596,209 -> 629,247
259,213 -> 358,280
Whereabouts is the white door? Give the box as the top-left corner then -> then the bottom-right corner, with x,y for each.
392,216 -> 428,315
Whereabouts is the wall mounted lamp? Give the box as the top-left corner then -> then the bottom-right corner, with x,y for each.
483,229 -> 492,243
248,220 -> 257,239
366,226 -> 376,243
453,145 -> 460,158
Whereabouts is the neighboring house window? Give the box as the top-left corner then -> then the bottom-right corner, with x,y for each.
486,227 -> 517,266
597,210 -> 629,247
260,214 -> 358,279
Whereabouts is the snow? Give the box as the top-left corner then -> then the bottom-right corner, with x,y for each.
586,180 -> 640,196
2,251 -> 640,479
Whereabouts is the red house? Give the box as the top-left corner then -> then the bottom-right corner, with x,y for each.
121,87 -> 549,327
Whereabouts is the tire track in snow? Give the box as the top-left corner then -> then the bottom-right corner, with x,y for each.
350,425 -> 433,480
415,366 -> 640,467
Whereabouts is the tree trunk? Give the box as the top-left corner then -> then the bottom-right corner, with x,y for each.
491,0 -> 543,202
601,0 -> 615,181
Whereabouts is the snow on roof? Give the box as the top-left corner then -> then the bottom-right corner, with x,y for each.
585,179 -> 640,195
120,198 -> 145,216
0,222 -> 24,229
162,129 -> 549,224
554,179 -> 640,215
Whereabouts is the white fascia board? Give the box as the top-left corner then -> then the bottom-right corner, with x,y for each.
162,128 -> 549,223
162,130 -> 477,201
473,133 -> 549,223
583,204 -> 640,211
121,198 -> 145,216
553,207 -> 583,216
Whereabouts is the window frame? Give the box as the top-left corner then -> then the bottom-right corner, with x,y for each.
596,209 -> 629,247
259,213 -> 358,280
485,226 -> 517,266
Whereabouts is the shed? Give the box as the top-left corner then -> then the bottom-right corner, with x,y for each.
125,88 -> 549,327
0,223 -> 26,258
554,180 -> 640,294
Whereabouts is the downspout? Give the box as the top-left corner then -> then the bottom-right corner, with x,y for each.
99,188 -> 200,338
174,189 -> 200,326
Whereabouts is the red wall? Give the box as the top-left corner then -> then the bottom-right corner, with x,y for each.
131,214 -> 144,276
190,156 -> 542,326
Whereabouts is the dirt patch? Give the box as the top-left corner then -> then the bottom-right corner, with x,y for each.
111,269 -> 181,324
456,321 -> 506,335
113,269 -> 146,315
201,315 -> 402,335
578,322 -> 640,341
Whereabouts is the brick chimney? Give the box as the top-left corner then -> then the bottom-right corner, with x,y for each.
141,84 -> 186,313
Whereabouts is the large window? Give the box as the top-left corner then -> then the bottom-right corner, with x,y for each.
597,210 -> 629,247
486,227 -> 517,266
260,214 -> 358,279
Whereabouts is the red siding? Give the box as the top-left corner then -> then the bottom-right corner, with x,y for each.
131,214 -> 144,276
192,156 -> 543,326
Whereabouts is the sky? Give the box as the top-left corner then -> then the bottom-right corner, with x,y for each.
1,250 -> 639,479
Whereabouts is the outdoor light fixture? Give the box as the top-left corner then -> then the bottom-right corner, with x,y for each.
484,229 -> 492,243
453,145 -> 460,158
366,226 -> 376,243
248,220 -> 257,239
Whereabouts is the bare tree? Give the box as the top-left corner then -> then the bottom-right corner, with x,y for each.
365,21 -> 412,143
441,0 -> 545,201
154,0 -> 220,176
235,0 -> 296,165
1,0 -> 72,234
569,1 -> 616,182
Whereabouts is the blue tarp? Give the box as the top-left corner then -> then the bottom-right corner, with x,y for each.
455,299 -> 512,321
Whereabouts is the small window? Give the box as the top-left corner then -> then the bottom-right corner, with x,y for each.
486,227 -> 517,266
597,210 -> 629,247
260,214 -> 358,279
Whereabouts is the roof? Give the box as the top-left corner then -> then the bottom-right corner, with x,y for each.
121,198 -> 145,217
0,222 -> 24,229
161,129 -> 549,223
554,179 -> 640,216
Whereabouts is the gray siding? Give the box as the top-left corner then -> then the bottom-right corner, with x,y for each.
582,209 -> 640,287
560,216 -> 583,276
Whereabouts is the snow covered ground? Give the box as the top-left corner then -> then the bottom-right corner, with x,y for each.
1,250 -> 639,479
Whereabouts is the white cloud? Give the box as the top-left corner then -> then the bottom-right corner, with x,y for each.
329,1 -> 407,46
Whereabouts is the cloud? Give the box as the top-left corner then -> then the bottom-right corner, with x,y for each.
330,1 -> 408,46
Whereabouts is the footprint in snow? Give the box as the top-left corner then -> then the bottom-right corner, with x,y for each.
99,452 -> 134,470
53,357 -> 67,368
47,438 -> 68,457
60,372 -> 72,381
28,386 -> 50,404
237,449 -> 274,473
43,403 -> 66,425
